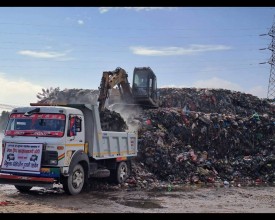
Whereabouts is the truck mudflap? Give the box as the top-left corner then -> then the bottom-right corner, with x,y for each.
0,173 -> 55,188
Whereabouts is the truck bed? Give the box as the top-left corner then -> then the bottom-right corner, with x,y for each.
92,131 -> 137,159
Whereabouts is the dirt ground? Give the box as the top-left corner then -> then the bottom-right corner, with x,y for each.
0,184 -> 275,213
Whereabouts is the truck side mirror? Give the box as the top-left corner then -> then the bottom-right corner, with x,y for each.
75,116 -> 82,132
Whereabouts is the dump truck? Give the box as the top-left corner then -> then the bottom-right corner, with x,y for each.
0,103 -> 137,195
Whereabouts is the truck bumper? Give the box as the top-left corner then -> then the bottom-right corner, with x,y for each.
0,173 -> 55,188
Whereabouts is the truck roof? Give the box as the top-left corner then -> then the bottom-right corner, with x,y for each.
11,105 -> 84,115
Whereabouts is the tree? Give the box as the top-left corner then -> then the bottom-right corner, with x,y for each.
36,87 -> 60,103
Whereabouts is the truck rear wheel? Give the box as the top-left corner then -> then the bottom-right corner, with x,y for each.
63,164 -> 85,195
116,161 -> 130,184
14,185 -> 32,193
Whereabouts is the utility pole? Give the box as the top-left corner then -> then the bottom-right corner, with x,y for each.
260,17 -> 275,100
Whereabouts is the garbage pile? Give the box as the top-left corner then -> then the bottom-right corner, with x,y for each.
133,88 -> 275,186
100,108 -> 128,132
134,107 -> 275,187
37,87 -> 275,189
159,88 -> 274,116
37,88 -> 99,105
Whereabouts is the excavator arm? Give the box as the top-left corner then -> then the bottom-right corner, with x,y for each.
97,67 -> 133,111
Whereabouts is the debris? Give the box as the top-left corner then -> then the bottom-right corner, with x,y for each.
36,87 -> 275,190
0,200 -> 15,206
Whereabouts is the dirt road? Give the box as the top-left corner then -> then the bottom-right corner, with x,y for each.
0,183 -> 275,213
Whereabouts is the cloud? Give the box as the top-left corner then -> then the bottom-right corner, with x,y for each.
0,73 -> 43,106
247,85 -> 267,99
161,77 -> 267,99
192,77 -> 243,91
99,7 -> 110,14
161,78 -> 242,91
18,50 -> 69,59
130,45 -> 231,56
160,84 -> 182,88
77,20 -> 84,25
99,7 -> 175,14
123,7 -> 174,11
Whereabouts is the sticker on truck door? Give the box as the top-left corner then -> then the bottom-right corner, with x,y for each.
1,143 -> 43,174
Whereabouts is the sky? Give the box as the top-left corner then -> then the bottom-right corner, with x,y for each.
0,7 -> 275,111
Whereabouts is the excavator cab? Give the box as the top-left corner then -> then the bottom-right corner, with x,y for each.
132,67 -> 159,108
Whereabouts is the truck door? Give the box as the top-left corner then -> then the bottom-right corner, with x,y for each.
65,115 -> 85,161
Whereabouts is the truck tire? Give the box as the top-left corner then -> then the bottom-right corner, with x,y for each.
63,164 -> 85,195
14,185 -> 32,193
116,161 -> 130,184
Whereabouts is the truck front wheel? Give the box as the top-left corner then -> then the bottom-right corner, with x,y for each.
63,164 -> 85,195
14,185 -> 32,193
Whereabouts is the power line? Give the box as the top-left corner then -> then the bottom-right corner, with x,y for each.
0,22 -> 269,31
0,65 -> 267,72
0,31 -> 263,39
0,41 -> 266,48
0,103 -> 20,109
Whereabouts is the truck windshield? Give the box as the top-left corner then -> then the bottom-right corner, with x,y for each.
5,113 -> 66,137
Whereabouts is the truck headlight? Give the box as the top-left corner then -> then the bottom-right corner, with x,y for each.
49,160 -> 58,165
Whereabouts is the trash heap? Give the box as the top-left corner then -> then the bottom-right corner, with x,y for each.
125,88 -> 275,188
37,87 -> 275,189
99,108 -> 128,132
37,88 -> 99,105
159,88 -> 273,116
134,107 -> 275,187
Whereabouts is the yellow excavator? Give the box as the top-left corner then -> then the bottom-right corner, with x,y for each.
97,67 -> 159,112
